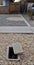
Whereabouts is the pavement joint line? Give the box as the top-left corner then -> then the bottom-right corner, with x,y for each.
21,15 -> 31,27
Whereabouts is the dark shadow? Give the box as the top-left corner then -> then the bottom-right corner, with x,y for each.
8,47 -> 18,59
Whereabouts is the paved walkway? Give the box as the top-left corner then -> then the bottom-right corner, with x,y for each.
0,14 -> 29,26
0,14 -> 34,33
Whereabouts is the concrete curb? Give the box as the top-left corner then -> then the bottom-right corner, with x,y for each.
0,26 -> 33,33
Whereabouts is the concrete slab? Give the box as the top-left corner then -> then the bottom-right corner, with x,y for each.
0,26 -> 32,33
31,27 -> 34,33
0,14 -> 33,33
0,20 -> 27,26
12,43 -> 23,54
23,14 -> 34,27
0,14 -> 30,26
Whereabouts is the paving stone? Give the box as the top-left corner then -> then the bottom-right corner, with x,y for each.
12,43 -> 23,54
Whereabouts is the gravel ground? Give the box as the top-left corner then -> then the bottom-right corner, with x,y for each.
0,34 -> 34,65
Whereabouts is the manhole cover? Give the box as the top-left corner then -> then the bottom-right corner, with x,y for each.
12,43 -> 23,54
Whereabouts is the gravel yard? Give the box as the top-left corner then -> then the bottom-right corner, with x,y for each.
0,34 -> 34,65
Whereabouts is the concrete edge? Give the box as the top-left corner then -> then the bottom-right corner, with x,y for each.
0,26 -> 33,33
21,15 -> 31,27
